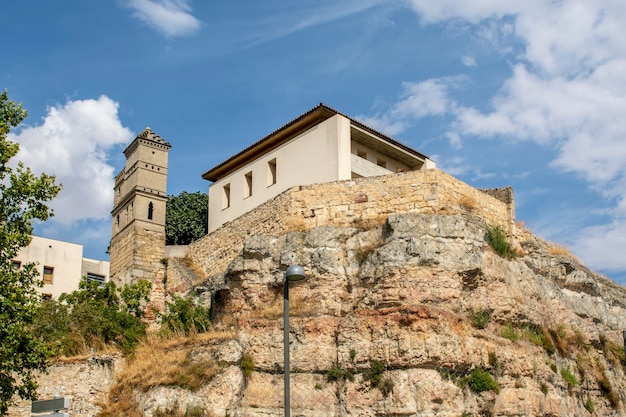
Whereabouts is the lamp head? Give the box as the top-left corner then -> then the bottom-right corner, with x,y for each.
285,265 -> 306,282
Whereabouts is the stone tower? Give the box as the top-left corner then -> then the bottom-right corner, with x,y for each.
110,127 -> 171,311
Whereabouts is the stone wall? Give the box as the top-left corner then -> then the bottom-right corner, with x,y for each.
188,169 -> 514,278
8,355 -> 123,417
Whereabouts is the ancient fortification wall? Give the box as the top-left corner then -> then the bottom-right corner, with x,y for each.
187,168 -> 515,278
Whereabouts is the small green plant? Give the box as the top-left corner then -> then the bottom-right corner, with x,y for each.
326,364 -> 354,382
468,309 -> 492,329
362,361 -> 393,396
584,397 -> 594,413
241,354 -> 255,378
540,382 -> 549,395
349,348 -> 357,362
314,383 -> 323,390
363,361 -> 385,388
525,325 -> 556,355
485,223 -> 515,258
466,368 -> 499,393
561,367 -> 578,389
550,362 -> 557,373
500,323 -> 519,341
488,351 -> 505,377
379,377 -> 394,396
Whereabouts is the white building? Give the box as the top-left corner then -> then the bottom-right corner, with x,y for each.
13,236 -> 110,299
202,104 -> 436,232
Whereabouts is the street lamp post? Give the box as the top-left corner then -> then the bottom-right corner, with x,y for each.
284,265 -> 306,417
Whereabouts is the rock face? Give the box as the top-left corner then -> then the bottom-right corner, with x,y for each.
131,212 -> 625,417
25,213 -> 626,417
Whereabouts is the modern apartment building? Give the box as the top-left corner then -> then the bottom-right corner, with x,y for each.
13,236 -> 110,299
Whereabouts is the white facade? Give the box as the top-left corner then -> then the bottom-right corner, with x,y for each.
203,104 -> 436,232
14,236 -> 110,299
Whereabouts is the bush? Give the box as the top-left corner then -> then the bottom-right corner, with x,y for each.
468,309 -> 492,329
466,369 -> 499,393
241,354 -> 255,378
159,295 -> 211,335
33,279 -> 151,355
486,223 -> 515,258
584,397 -> 594,413
326,364 -> 354,382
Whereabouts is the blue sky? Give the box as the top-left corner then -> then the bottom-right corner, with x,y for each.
3,0 -> 626,284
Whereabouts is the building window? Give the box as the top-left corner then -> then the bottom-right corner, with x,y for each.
41,293 -> 52,301
268,159 -> 277,186
357,148 -> 367,159
223,184 -> 231,209
86,272 -> 106,286
43,266 -> 54,284
377,158 -> 387,169
244,171 -> 253,198
12,260 -> 21,270
148,202 -> 154,220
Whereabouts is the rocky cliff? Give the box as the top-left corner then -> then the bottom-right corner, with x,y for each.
118,212 -> 626,417
18,212 -> 626,417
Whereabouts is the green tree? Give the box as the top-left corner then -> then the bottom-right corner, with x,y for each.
32,279 -> 152,357
0,90 -> 61,414
165,191 -> 208,245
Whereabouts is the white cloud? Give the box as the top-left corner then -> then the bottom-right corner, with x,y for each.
125,0 -> 201,37
369,0 -> 626,274
10,96 -> 133,225
461,55 -> 476,67
357,78 -> 459,135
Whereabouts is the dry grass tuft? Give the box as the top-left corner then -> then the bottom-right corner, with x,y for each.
97,330 -> 236,416
252,292 -> 317,320
459,195 -> 478,212
547,243 -> 584,264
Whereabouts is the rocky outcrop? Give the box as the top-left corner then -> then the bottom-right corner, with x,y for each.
22,213 -> 626,416
134,212 -> 625,417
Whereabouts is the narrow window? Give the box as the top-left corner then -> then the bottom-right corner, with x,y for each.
116,214 -> 120,230
377,158 -> 387,169
86,272 -> 106,286
12,260 -> 21,270
268,159 -> 277,186
223,184 -> 231,209
245,171 -> 253,198
43,266 -> 54,284
148,202 -> 154,220
357,149 -> 367,159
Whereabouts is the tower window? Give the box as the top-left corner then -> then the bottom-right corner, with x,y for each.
223,184 -> 231,209
148,202 -> 154,220
245,171 -> 253,198
377,158 -> 387,169
268,159 -> 277,186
